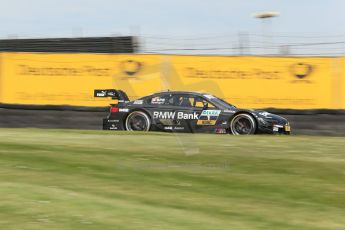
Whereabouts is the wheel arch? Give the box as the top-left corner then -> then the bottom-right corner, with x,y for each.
229,111 -> 258,134
123,108 -> 152,131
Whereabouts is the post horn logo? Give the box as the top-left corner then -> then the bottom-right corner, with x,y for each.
120,60 -> 142,76
290,62 -> 313,79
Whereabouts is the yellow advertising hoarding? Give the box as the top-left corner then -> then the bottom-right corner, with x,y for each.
168,56 -> 339,109
339,58 -> 345,109
0,53 -> 162,106
0,52 -> 344,109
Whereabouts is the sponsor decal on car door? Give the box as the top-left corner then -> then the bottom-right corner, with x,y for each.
196,110 -> 221,125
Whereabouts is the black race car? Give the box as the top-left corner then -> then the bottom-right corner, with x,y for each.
94,89 -> 291,135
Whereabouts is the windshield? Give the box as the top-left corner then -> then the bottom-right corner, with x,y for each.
204,94 -> 236,109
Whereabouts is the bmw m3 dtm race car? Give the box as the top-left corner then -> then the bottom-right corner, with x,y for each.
94,89 -> 291,135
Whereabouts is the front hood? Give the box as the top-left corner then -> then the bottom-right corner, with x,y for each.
252,110 -> 288,125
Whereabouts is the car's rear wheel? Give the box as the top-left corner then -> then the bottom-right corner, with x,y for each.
125,111 -> 151,131
230,113 -> 256,135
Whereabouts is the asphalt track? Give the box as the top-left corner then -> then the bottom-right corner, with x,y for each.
1,108 -> 344,135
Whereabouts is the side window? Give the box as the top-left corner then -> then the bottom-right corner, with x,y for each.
174,95 -> 216,108
194,97 -> 206,108
175,95 -> 193,107
194,96 -> 216,109
148,94 -> 174,105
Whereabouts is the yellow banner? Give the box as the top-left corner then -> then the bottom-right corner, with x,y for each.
0,53 -> 162,106
0,53 -> 3,103
168,56 -> 338,109
339,58 -> 345,109
0,52 -> 344,109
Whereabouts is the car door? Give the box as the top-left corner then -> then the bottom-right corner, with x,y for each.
172,94 -> 197,132
147,93 -> 176,131
191,96 -> 221,133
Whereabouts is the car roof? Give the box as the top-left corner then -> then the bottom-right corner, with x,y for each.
152,91 -> 209,97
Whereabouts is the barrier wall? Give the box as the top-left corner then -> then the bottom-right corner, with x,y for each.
0,52 -> 344,109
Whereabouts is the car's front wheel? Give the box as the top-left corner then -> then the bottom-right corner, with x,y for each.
230,113 -> 256,135
125,111 -> 151,131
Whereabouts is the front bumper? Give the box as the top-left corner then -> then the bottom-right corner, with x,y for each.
273,124 -> 291,135
257,120 -> 291,135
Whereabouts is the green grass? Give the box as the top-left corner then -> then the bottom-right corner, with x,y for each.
0,129 -> 344,230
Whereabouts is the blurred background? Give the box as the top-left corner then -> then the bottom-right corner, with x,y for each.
1,2 -> 345,230
2,0 -> 345,56
0,0 -> 344,135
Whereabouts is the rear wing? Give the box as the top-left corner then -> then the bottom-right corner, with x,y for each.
94,89 -> 130,102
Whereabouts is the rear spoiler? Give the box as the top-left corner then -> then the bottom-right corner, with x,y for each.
94,89 -> 130,102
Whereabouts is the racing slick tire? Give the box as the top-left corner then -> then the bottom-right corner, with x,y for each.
125,111 -> 151,131
230,113 -> 256,135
